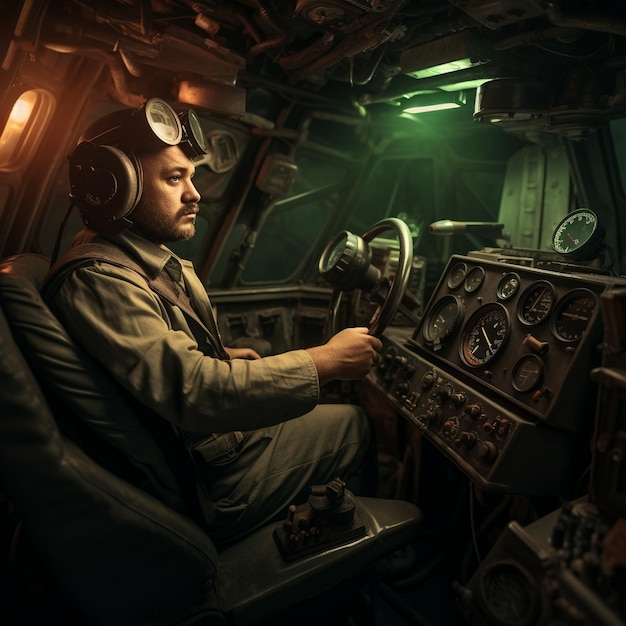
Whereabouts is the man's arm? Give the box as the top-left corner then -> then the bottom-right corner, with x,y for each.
50,263 -> 320,433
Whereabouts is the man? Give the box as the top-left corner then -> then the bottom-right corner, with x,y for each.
45,99 -> 382,545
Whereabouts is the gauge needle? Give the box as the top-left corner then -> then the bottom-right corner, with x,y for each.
567,233 -> 579,245
562,312 -> 588,321
529,288 -> 546,313
481,325 -> 492,349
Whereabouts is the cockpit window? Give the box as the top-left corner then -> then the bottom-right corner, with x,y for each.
344,158 -> 435,240
238,152 -> 351,284
212,151 -> 349,286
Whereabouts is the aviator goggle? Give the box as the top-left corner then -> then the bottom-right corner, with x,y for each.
100,97 -> 208,159
131,97 -> 208,158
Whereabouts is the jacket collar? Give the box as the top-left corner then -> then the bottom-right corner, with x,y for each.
75,228 -> 183,282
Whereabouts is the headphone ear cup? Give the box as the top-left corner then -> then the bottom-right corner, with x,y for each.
68,142 -> 143,235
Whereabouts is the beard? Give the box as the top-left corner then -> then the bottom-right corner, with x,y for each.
130,198 -> 198,243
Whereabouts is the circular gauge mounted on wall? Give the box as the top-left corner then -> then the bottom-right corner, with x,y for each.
464,266 -> 485,293
550,288 -> 597,342
422,295 -> 464,350
517,280 -> 556,326
511,354 -> 544,393
552,209 -> 606,261
496,272 -> 520,301
447,261 -> 468,290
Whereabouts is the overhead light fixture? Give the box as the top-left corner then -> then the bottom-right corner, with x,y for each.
401,32 -> 489,80
406,57 -> 477,80
402,90 -> 468,115
439,78 -> 490,92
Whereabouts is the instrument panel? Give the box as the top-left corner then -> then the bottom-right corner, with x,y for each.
415,256 -> 608,429
368,254 -> 626,496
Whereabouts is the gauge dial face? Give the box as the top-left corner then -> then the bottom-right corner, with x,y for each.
551,289 -> 597,342
517,281 -> 556,326
447,262 -> 468,289
480,563 -> 539,626
496,272 -> 520,300
460,303 -> 510,368
512,354 -> 544,392
464,266 -> 485,293
552,209 -> 604,260
423,295 -> 464,349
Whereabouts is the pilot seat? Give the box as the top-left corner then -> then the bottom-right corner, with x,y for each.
0,252 -> 421,626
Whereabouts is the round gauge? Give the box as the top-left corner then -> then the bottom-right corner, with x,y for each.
551,288 -> 597,342
496,272 -> 520,300
517,281 -> 556,326
422,295 -> 464,348
552,208 -> 606,261
511,354 -> 544,392
480,562 -> 540,626
464,266 -> 485,293
460,303 -> 510,368
447,262 -> 468,289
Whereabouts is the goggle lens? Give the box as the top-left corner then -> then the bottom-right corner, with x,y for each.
144,98 -> 183,145
179,109 -> 208,158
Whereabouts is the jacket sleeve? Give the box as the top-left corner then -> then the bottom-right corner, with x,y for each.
50,262 -> 320,433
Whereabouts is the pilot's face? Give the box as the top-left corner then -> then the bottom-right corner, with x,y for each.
131,145 -> 201,243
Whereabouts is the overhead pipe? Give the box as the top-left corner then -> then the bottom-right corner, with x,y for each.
544,3 -> 626,38
295,18 -> 397,84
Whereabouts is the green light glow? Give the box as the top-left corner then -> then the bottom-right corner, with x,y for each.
400,90 -> 468,115
402,102 -> 462,114
406,58 -> 475,80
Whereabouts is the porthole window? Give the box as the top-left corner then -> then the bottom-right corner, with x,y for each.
0,89 -> 55,170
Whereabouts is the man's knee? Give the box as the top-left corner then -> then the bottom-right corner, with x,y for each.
313,403 -> 370,438
317,403 -> 376,497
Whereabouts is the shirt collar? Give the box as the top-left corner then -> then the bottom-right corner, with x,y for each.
78,228 -> 184,281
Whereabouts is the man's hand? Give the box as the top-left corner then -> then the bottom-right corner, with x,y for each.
225,347 -> 262,360
305,327 -> 383,386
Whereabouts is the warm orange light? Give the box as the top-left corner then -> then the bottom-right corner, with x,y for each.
0,93 -> 37,161
9,95 -> 34,125
0,89 -> 54,169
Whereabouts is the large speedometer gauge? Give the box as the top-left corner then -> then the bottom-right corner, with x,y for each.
460,303 -> 510,368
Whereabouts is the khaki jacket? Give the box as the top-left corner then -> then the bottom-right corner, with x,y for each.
48,229 -> 320,435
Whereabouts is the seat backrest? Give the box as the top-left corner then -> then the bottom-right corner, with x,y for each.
0,253 -> 198,515
0,253 -> 220,625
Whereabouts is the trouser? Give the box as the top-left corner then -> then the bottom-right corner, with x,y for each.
201,403 -> 375,546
